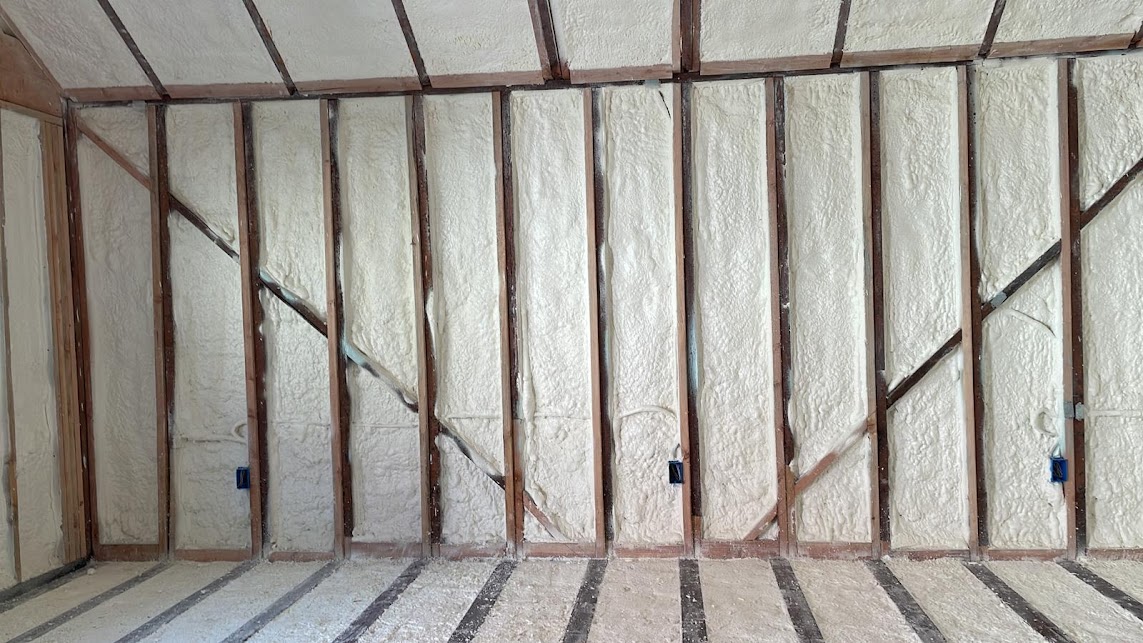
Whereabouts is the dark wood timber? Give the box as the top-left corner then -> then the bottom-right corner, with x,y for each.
1058,560 -> 1143,622
979,0 -> 1009,57
391,0 -> 431,88
1078,155 -> 1143,228
235,102 -> 269,559
866,561 -> 945,642
221,561 -> 340,643
334,559 -> 428,643
771,559 -> 823,641
680,0 -> 701,72
146,104 -> 174,557
770,77 -> 795,553
583,89 -> 606,557
886,330 -> 962,407
95,0 -> 167,98
673,84 -> 695,556
241,0 -> 297,95
118,560 -> 258,643
449,561 -> 517,643
528,0 -> 563,80
562,559 -> 607,643
679,81 -> 702,549
0,559 -> 87,613
963,563 -> 1071,642
0,116 -> 19,579
831,0 -> 853,67
590,87 -> 614,547
321,98 -> 352,558
679,559 -> 708,643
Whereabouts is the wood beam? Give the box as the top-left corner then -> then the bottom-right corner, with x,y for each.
589,87 -> 614,549
679,0 -> 701,73
241,0 -> 297,95
391,0 -> 430,88
671,83 -> 695,557
234,101 -> 268,559
95,0 -> 167,99
583,88 -> 606,558
831,0 -> 853,67
320,98 -> 351,558
0,33 -> 61,121
1077,155 -> 1143,228
527,0 -> 563,81
979,0 -> 1008,57
678,81 -> 701,551
0,116 -> 21,579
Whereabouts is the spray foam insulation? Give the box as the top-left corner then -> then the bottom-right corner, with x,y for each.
0,0 -> 151,90
550,0 -> 673,71
700,0 -> 837,64
599,84 -> 682,545
993,0 -> 1142,45
510,89 -> 595,544
167,105 -> 249,551
794,561 -> 917,641
783,74 -> 870,544
975,59 -> 1066,549
338,97 -> 421,544
844,0 -> 993,53
109,0 -> 282,87
1076,52 -> 1143,209
1,111 -> 64,577
254,101 -> 333,553
690,80 -> 778,541
77,107 -> 158,545
80,106 -> 150,178
424,93 -> 507,545
879,68 -> 968,550
403,0 -> 541,78
252,0 -> 416,83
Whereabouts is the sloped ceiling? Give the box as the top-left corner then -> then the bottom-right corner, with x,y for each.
0,0 -> 1140,100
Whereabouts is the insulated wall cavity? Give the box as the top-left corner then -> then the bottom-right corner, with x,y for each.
599,85 -> 682,546
254,101 -> 333,553
1,111 -> 64,576
690,80 -> 777,541
879,68 -> 968,550
424,94 -> 506,546
78,111 -> 158,546
511,89 -> 595,544
1075,53 -> 1143,209
784,74 -> 870,544
338,97 -> 421,544
975,60 -> 1065,550
167,104 -> 249,552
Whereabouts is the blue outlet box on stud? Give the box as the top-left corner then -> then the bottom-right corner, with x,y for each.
668,461 -> 684,485
1050,456 -> 1068,484
236,467 -> 251,490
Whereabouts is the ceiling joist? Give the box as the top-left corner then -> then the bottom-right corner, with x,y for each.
390,0 -> 429,88
240,0 -> 296,95
95,0 -> 166,99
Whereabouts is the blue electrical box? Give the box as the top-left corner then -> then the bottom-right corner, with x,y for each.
1050,456 -> 1068,484
236,467 -> 251,490
668,460 -> 684,485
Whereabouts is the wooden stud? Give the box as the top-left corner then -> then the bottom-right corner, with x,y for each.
680,0 -> 701,73
678,81 -> 702,551
146,104 -> 174,557
321,98 -> 351,558
979,0 -> 1009,57
241,0 -> 297,95
95,0 -> 167,99
527,0 -> 563,80
235,102 -> 268,559
0,115 -> 21,579
1077,156 -> 1143,228
391,0 -> 430,88
174,548 -> 251,562
831,0 -> 853,67
583,88 -> 606,557
671,83 -> 695,557
590,87 -> 614,550
772,77 -> 795,554
95,543 -> 161,561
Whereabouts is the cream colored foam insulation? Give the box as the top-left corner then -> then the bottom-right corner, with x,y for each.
1076,53 -> 1143,209
338,98 -> 421,544
0,0 -> 151,89
550,0 -> 673,71
589,559 -> 680,642
888,559 -> 1041,641
701,560 -> 798,642
360,560 -> 497,641
0,562 -> 152,640
167,104 -> 239,246
1082,560 -> 1143,602
253,0 -> 416,83
472,560 -> 585,643
976,59 -> 1066,550
994,0 -> 1142,45
510,90 -> 594,544
794,561 -> 916,641
975,59 -> 1061,301
845,0 -> 992,53
784,74 -> 869,544
424,94 -> 506,545
80,106 -> 150,178
109,0 -> 281,87
403,0 -> 540,78
249,559 -> 407,642
255,101 -> 333,553
990,561 -> 1143,641
2,111 -> 63,578
599,85 -> 682,545
700,0 -> 838,63
1082,178 -> 1143,548
78,122 -> 158,545
880,68 -> 968,550
690,80 -> 777,541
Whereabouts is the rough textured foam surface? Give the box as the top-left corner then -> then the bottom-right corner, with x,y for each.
169,214 -> 250,551
167,104 -> 239,246
78,135 -> 158,545
1076,53 -> 1143,209
600,85 -> 682,545
403,0 -> 540,77
473,560 -> 585,642
0,562 -> 151,638
1082,178 -> 1143,548
550,0 -> 673,70
339,98 -> 421,544
994,0 -> 1142,44
1082,560 -> 1143,602
424,94 -> 506,545
700,0 -> 838,63
888,559 -> 1041,641
79,106 -> 150,177
253,0 -> 416,82
990,561 -> 1143,641
701,560 -> 798,641
0,0 -> 151,89
981,266 -> 1065,549
845,0 -> 992,52
589,559 -> 680,642
784,74 -> 869,543
691,80 -> 777,541
511,90 -> 594,544
793,561 -> 915,642
361,560 -> 496,641
110,0 -> 282,87
975,59 -> 1061,300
